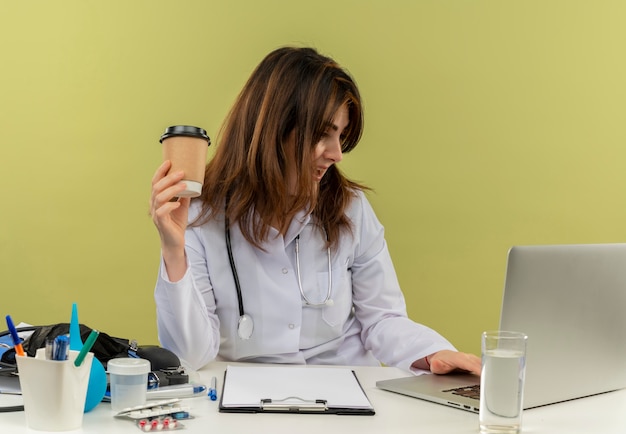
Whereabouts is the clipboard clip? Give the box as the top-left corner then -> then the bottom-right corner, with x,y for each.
260,396 -> 328,412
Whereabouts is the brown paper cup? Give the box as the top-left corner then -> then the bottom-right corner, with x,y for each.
160,125 -> 211,198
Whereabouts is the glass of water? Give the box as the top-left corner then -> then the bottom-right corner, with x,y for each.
479,330 -> 528,434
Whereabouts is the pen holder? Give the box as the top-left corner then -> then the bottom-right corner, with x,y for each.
16,348 -> 93,431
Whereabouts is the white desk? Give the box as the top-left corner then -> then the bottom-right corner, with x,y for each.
2,362 -> 625,433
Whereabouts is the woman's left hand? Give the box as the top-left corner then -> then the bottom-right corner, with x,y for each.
428,350 -> 482,376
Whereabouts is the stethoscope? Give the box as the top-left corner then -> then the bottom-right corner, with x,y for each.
225,217 -> 333,340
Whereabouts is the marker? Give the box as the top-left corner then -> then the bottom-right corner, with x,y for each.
5,315 -> 25,357
146,383 -> 207,399
53,334 -> 70,361
208,376 -> 217,401
74,329 -> 99,367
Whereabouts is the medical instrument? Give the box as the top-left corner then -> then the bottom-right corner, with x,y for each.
225,217 -> 333,340
146,383 -> 206,400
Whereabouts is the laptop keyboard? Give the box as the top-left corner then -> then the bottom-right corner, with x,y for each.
443,384 -> 480,400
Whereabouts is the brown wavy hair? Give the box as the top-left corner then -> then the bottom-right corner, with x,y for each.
193,46 -> 367,249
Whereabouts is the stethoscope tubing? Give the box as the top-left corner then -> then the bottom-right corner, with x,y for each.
225,215 -> 332,340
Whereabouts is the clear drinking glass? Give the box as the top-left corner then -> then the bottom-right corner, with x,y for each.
479,330 -> 528,434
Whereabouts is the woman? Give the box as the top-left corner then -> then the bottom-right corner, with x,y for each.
150,46 -> 480,375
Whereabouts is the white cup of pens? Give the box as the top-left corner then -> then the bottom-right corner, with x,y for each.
9,314 -> 99,432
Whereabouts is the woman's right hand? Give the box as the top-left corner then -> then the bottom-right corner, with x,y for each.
150,160 -> 191,281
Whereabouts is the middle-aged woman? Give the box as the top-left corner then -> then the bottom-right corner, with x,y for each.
150,46 -> 481,375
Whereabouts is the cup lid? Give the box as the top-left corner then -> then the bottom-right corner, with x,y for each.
159,125 -> 211,145
107,357 -> 151,375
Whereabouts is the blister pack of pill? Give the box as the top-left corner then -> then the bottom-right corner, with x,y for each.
115,398 -> 192,421
135,415 -> 186,431
114,399 -> 193,431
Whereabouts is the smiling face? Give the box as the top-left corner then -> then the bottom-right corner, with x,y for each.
312,102 -> 349,182
284,102 -> 350,193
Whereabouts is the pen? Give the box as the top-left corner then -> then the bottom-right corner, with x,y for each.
146,383 -> 207,399
208,376 -> 217,401
74,329 -> 99,367
5,315 -> 25,357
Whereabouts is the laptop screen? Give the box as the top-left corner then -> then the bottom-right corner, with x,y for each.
500,243 -> 626,408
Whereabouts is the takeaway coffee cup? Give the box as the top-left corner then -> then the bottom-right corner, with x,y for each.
160,125 -> 211,198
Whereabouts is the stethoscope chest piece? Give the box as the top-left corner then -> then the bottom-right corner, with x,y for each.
237,314 -> 254,340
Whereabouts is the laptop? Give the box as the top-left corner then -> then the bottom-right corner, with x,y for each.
376,243 -> 626,413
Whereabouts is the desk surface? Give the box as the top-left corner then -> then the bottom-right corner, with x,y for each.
2,362 -> 625,433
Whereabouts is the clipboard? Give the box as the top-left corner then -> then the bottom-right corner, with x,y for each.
219,365 -> 375,415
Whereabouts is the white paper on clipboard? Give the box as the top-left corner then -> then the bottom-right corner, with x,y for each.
220,365 -> 374,413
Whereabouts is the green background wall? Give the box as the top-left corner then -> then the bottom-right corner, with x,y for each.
2,1 -> 625,358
